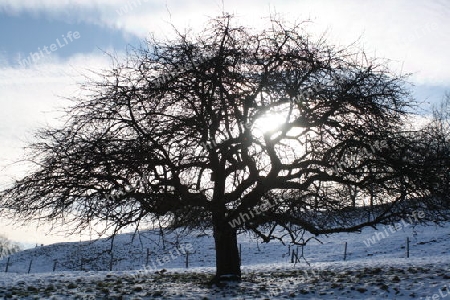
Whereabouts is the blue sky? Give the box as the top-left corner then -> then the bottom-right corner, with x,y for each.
0,13 -> 138,66
1,0 -> 450,245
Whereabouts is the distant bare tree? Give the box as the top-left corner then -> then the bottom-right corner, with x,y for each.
1,15 -> 448,281
0,235 -> 21,259
409,93 -> 450,211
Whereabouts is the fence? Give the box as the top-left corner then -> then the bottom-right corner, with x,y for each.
0,243 -> 200,274
0,231 -> 419,274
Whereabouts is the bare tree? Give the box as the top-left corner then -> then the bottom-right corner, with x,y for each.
1,15 -> 448,280
0,235 -> 21,259
408,93 -> 450,211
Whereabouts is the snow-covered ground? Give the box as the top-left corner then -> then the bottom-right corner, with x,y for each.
0,220 -> 449,299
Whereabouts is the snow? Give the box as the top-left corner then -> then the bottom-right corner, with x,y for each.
0,221 -> 449,299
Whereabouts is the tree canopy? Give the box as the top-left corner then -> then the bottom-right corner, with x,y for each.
1,15 -> 449,280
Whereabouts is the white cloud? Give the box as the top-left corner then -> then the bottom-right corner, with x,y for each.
0,52 -> 111,184
0,0 -> 449,188
2,0 -> 449,84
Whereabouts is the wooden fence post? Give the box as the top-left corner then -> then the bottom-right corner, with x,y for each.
406,237 -> 410,258
109,252 -> 114,271
5,257 -> 10,273
27,259 -> 33,274
343,242 -> 348,261
185,252 -> 189,269
146,248 -> 150,266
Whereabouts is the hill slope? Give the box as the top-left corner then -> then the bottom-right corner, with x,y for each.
0,220 -> 449,273
0,221 -> 448,299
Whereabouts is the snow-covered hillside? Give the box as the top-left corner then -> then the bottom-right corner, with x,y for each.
0,221 -> 449,299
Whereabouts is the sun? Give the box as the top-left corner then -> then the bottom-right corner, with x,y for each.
253,112 -> 287,135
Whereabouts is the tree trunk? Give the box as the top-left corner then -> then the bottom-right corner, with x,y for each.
213,218 -> 241,281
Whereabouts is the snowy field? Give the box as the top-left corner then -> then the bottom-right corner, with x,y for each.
0,220 -> 449,299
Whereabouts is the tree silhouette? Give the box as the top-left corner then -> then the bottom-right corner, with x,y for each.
1,15 -> 448,280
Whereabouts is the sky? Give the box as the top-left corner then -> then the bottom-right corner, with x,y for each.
0,0 -> 449,246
